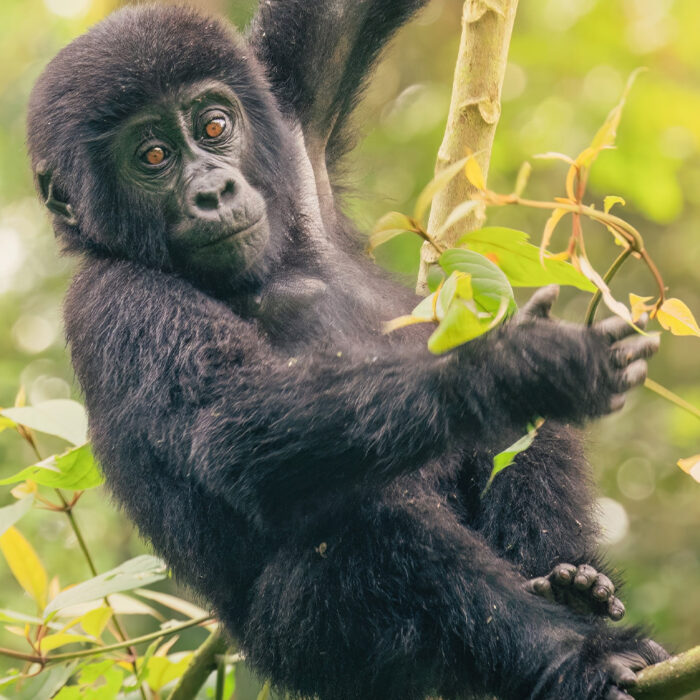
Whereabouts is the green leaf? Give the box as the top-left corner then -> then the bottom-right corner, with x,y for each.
411,294 -> 438,321
428,301 -> 487,354
44,555 -> 168,616
458,227 -> 595,291
0,444 -> 103,490
439,248 -> 517,316
4,663 -> 78,700
414,156 -> 469,221
0,416 -> 15,434
369,212 -> 418,252
483,421 -> 543,494
0,497 -> 33,538
144,653 -> 193,692
0,400 -> 88,446
0,526 -> 48,609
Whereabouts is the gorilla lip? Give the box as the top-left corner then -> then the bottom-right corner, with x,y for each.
194,215 -> 265,249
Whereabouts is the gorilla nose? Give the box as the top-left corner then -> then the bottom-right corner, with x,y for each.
193,178 -> 236,212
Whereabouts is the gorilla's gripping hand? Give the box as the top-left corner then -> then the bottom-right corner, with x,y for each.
457,285 -> 660,429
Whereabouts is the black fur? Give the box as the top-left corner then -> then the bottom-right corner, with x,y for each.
27,3 -> 665,698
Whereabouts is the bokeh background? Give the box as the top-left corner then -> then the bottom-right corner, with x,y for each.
1,0 -> 699,697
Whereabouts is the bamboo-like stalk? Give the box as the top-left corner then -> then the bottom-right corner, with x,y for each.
417,0 -> 519,294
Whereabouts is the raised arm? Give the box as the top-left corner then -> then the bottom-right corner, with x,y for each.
249,0 -> 430,152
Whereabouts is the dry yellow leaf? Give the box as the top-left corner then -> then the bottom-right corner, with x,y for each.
657,298 -> 700,338
677,455 -> 700,483
0,526 -> 48,609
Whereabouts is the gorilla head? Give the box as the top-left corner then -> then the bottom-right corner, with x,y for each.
27,5 -> 290,290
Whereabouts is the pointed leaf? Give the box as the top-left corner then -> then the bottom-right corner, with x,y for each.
1,400 -> 88,446
414,156 -> 469,221
0,443 -> 103,490
484,421 -> 543,493
0,526 -> 48,609
604,196 -> 626,214
541,208 -> 569,260
459,227 -> 594,291
79,605 -> 113,637
657,298 -> 700,337
382,315 -> 433,334
369,212 -> 418,252
0,497 -> 33,538
44,555 -> 168,616
533,152 -> 577,166
439,249 -> 516,316
629,294 -> 655,323
428,301 -> 488,354
577,256 -> 633,323
464,153 -> 486,191
135,589 -> 210,620
677,455 -> 700,483
39,632 -> 93,652
435,200 -> 481,239
513,161 -> 532,197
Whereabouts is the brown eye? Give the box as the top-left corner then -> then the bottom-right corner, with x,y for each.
143,146 -> 166,165
204,117 -> 226,139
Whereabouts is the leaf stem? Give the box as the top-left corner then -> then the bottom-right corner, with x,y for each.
584,248 -> 633,325
644,379 -> 700,421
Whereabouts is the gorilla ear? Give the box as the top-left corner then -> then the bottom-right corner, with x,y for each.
36,160 -> 78,226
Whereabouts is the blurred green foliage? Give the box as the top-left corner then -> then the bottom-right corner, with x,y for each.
0,0 -> 698,697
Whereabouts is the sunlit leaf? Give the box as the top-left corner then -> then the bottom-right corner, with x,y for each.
677,455 -> 700,483
464,152 -> 487,191
604,195 -> 626,213
629,294 -> 655,323
0,497 -> 33,538
79,605 -> 113,637
533,152 -> 576,166
428,300 -> 487,354
435,200 -> 481,239
513,161 -> 532,197
56,593 -> 162,620
135,590 -> 210,620
45,555 -> 168,616
0,526 -> 48,609
541,208 -> 569,260
382,315 -> 433,334
0,444 -> 103,490
656,298 -> 700,338
0,400 -> 88,446
577,256 -> 633,323
590,68 -> 646,154
369,212 -> 418,252
459,227 -> 594,291
483,420 -> 544,494
144,653 -> 193,692
435,272 -> 460,319
439,248 -> 516,316
414,156 -> 469,221
39,632 -> 92,652
0,416 -> 15,434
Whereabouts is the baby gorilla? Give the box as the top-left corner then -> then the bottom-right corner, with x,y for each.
27,3 -> 666,699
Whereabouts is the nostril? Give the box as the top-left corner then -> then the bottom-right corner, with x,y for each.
220,180 -> 235,202
194,191 -> 219,211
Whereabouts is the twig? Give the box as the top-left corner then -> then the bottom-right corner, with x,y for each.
169,626 -> 229,700
635,645 -> 700,700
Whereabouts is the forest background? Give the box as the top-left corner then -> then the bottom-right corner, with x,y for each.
0,0 -> 698,697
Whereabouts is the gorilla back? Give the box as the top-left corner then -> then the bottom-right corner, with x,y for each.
28,3 -> 665,699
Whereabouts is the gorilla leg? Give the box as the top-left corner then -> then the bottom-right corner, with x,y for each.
240,494 -> 662,700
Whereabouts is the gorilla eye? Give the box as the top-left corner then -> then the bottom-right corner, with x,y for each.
142,146 -> 168,166
203,117 -> 226,139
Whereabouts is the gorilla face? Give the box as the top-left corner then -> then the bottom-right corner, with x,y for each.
113,79 -> 271,278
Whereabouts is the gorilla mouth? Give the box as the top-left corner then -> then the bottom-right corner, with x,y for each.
195,216 -> 265,249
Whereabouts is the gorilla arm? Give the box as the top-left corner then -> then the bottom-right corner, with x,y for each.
65,262 -> 652,521
250,0 -> 431,152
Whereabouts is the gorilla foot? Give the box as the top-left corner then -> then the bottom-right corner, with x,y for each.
525,563 -> 626,620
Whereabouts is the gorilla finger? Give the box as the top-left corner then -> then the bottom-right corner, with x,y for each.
617,359 -> 648,392
531,577 -> 554,600
609,394 -> 626,413
597,316 -> 637,343
592,573 -> 615,601
641,639 -> 670,664
574,564 -> 597,589
550,563 -> 577,586
608,597 -> 626,621
607,658 -> 639,687
611,334 -> 661,368
521,285 -> 559,319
